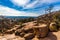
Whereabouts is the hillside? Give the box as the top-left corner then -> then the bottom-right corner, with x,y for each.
37,11 -> 60,24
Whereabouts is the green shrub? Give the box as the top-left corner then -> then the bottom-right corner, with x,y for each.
49,22 -> 58,32
49,26 -> 58,32
53,13 -> 60,26
52,13 -> 60,30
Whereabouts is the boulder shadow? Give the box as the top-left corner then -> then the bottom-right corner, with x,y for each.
39,32 -> 57,40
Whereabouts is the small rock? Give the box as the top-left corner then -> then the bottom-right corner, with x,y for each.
32,37 -> 39,40
19,32 -> 25,37
24,33 -> 35,40
24,28 -> 33,33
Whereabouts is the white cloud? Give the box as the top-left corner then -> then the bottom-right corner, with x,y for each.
23,0 -> 59,9
52,5 -> 60,11
10,0 -> 30,7
10,0 -> 60,9
0,5 -> 39,16
23,0 -> 39,9
41,0 -> 60,3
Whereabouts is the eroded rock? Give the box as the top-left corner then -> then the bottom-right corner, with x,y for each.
24,33 -> 35,40
33,24 -> 49,38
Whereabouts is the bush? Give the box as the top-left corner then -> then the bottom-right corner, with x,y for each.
52,13 -> 60,30
53,13 -> 60,27
49,22 -> 58,32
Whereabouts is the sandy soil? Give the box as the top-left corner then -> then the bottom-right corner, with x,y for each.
0,31 -> 60,40
0,34 -> 25,40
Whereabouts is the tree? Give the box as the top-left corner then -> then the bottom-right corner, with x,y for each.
36,4 -> 54,25
45,4 -> 54,14
44,4 -> 54,23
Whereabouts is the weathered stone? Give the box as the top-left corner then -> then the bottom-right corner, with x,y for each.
24,28 -> 34,33
24,33 -> 35,40
15,32 -> 25,37
5,30 -> 15,34
15,29 -> 25,37
15,31 -> 20,36
19,32 -> 25,37
32,37 -> 39,40
33,24 -> 49,38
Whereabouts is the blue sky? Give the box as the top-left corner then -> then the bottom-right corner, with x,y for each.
0,0 -> 60,16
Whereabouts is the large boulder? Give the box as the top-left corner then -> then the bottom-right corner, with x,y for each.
15,23 -> 49,38
33,24 -> 49,38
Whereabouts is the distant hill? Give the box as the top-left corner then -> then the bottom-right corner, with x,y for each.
4,16 -> 36,19
37,11 -> 60,24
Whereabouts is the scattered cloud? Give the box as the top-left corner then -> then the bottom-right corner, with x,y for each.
10,0 -> 60,9
0,0 -> 60,16
23,0 -> 39,9
52,5 -> 60,11
0,5 -> 39,16
10,0 -> 30,7
40,0 -> 60,3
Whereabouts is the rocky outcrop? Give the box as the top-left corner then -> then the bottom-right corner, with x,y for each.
14,23 -> 49,40
33,24 -> 49,38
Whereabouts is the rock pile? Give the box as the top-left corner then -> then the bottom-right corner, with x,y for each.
14,23 -> 49,40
